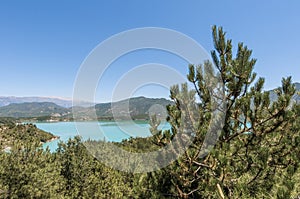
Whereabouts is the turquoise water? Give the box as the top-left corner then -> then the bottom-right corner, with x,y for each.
35,121 -> 170,152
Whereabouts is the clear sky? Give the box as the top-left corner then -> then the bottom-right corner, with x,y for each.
0,1 -> 299,102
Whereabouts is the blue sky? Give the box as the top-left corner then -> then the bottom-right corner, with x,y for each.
0,1 -> 299,102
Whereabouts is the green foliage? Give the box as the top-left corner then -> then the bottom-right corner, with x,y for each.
55,136 -> 135,198
0,141 -> 63,198
0,123 -> 57,150
0,117 -> 16,127
147,26 -> 300,198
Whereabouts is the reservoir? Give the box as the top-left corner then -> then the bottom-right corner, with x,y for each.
34,121 -> 170,152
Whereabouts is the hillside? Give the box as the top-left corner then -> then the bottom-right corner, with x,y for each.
0,97 -> 173,120
73,96 -> 173,120
0,120 -> 58,150
0,102 -> 70,118
97,96 -> 171,119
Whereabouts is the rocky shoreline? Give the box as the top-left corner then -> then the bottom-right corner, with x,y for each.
43,136 -> 60,143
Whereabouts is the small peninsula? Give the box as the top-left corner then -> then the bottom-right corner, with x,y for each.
0,117 -> 59,150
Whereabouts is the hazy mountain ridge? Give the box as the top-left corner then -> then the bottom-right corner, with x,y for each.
0,82 -> 298,119
0,96 -> 92,108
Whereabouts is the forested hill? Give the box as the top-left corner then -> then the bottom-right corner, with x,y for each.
0,102 -> 70,118
95,96 -> 172,119
0,97 -> 173,119
72,96 -> 173,120
0,118 -> 58,150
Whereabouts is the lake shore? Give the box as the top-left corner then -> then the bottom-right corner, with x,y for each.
43,135 -> 60,143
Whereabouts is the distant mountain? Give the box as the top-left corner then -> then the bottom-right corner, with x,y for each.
73,96 -> 173,120
269,82 -> 300,103
294,82 -> 300,102
295,82 -> 300,90
96,96 -> 172,119
0,96 -> 92,108
0,97 -> 173,120
0,102 -> 70,118
0,83 -> 298,120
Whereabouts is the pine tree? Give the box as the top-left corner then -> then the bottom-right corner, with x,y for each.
149,26 -> 300,198
0,141 -> 63,198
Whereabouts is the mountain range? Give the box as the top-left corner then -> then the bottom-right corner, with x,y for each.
0,102 -> 70,118
0,97 -> 172,120
0,96 -> 92,108
0,83 -> 299,120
